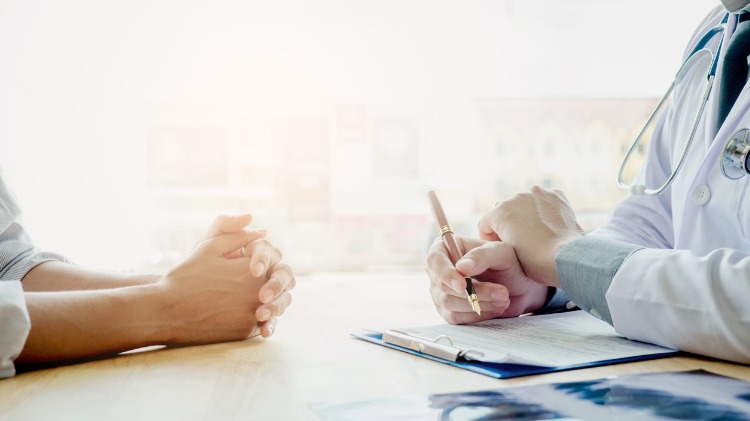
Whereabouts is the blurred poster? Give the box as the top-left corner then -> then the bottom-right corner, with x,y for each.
374,118 -> 418,177
148,127 -> 228,185
337,104 -> 367,144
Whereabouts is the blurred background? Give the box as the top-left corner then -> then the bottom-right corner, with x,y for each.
0,0 -> 717,274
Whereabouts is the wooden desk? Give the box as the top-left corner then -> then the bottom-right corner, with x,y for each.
1,272 -> 748,420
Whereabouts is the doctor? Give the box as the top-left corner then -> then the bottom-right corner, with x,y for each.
427,0 -> 750,363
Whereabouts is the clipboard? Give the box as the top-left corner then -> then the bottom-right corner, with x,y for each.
352,310 -> 680,380
352,331 -> 679,379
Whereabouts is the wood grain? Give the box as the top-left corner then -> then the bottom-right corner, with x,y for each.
1,272 -> 748,420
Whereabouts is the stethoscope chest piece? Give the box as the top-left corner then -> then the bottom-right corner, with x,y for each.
721,128 -> 750,179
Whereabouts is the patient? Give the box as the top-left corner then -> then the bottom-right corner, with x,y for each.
0,174 -> 295,378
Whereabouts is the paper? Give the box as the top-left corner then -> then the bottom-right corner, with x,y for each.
385,311 -> 675,367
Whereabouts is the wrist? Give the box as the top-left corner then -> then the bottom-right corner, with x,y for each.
540,235 -> 582,288
122,282 -> 174,345
122,273 -> 162,287
523,284 -> 553,314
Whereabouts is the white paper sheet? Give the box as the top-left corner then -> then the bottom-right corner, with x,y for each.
388,311 -> 675,367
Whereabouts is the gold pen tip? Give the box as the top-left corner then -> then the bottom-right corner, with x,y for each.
469,294 -> 481,315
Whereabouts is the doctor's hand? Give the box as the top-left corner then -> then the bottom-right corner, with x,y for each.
479,186 -> 585,288
199,214 -> 296,338
426,235 -> 549,325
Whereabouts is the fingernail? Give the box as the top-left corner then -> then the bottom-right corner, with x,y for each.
494,301 -> 509,309
267,326 -> 274,337
253,263 -> 265,276
458,258 -> 475,270
262,290 -> 274,302
492,290 -> 506,301
260,309 -> 271,320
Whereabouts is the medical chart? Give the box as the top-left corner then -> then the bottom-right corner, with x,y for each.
386,310 -> 675,367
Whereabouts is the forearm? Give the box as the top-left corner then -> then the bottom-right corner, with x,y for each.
555,236 -> 642,323
606,247 -> 750,363
21,261 -> 160,292
14,230 -> 287,364
18,284 -> 168,363
557,236 -> 750,363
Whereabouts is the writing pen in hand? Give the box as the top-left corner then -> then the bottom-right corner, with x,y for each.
427,191 -> 481,315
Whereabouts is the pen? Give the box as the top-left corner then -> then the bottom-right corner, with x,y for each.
427,191 -> 481,315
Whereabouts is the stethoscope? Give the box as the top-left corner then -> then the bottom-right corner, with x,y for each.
617,13 -> 750,194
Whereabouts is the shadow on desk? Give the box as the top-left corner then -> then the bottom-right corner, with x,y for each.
15,345 -> 173,374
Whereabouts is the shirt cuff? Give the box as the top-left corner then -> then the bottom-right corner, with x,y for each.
0,280 -> 30,379
555,236 -> 643,325
535,287 -> 577,314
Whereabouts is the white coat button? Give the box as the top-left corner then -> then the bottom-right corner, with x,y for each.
692,184 -> 711,205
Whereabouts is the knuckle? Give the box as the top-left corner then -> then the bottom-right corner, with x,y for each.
436,291 -> 451,308
434,285 -> 457,307
276,307 -> 286,317
260,303 -> 276,318
428,237 -> 444,253
280,263 -> 294,279
494,200 -> 509,212
483,206 -> 503,223
529,185 -> 547,195
251,238 -> 273,252
425,251 -> 440,270
429,284 -> 443,304
439,267 -> 455,284
269,262 -> 294,280
444,312 -> 460,325
425,262 -> 439,280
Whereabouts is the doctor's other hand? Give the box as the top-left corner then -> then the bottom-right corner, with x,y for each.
199,214 -> 296,338
479,186 -> 585,288
426,236 -> 549,325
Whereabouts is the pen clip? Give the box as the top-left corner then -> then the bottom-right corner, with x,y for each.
384,330 -> 463,362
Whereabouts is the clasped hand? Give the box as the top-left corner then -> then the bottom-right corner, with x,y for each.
157,214 -> 295,344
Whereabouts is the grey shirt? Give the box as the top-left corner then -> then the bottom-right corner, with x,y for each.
541,235 -> 643,324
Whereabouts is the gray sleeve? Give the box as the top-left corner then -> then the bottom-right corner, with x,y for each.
554,236 -> 643,324
0,174 -> 68,282
0,222 -> 69,282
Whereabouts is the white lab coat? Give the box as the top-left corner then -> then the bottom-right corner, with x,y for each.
598,6 -> 750,363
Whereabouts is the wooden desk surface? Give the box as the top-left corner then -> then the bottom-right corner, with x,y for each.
1,272 -> 748,420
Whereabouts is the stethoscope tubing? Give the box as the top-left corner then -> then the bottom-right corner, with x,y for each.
617,14 -> 729,195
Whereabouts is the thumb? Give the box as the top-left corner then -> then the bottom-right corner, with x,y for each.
455,241 -> 516,277
204,230 -> 267,256
202,214 -> 253,242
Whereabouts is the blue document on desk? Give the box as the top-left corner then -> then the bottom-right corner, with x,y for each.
313,370 -> 750,420
353,310 -> 678,379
